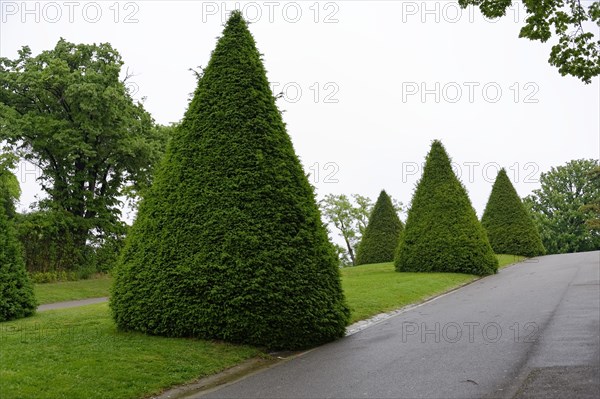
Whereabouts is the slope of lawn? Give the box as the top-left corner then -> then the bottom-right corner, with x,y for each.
342,254 -> 525,323
496,254 -> 526,269
35,275 -> 112,304
0,303 -> 259,399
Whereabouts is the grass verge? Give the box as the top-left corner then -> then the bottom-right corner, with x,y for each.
342,264 -> 475,323
496,254 -> 526,269
0,304 -> 259,399
35,275 -> 113,305
341,254 -> 526,323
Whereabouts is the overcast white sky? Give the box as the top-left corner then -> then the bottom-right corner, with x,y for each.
1,1 -> 599,223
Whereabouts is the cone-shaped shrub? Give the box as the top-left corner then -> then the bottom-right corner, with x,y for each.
481,169 -> 545,257
395,141 -> 498,275
0,198 -> 36,322
356,190 -> 403,265
111,12 -> 349,350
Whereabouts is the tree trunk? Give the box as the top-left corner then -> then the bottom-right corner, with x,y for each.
343,234 -> 356,266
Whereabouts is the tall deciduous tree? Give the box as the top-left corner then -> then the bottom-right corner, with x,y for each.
356,190 -> 403,265
459,0 -> 600,83
0,39 -> 168,267
481,169 -> 545,257
111,12 -> 349,350
524,159 -> 600,253
395,141 -> 497,276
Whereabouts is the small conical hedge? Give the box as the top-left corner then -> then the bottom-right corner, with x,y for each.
481,169 -> 545,257
356,190 -> 403,265
395,141 -> 498,275
0,197 -> 36,322
111,11 -> 349,350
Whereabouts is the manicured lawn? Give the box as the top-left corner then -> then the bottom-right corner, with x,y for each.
35,275 -> 113,304
496,254 -> 526,269
342,264 -> 475,323
0,304 -> 259,399
341,254 -> 526,323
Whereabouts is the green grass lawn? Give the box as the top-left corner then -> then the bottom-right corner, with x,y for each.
4,253 -> 526,398
341,254 -> 525,323
342,264 -> 475,323
496,254 -> 526,269
35,275 -> 113,304
0,304 -> 259,399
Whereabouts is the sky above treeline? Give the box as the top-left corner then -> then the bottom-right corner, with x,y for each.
2,1 -> 599,221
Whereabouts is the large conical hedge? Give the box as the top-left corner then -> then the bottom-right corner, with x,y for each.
395,141 -> 498,275
0,197 -> 36,322
356,190 -> 403,265
111,12 -> 349,350
481,169 -> 545,257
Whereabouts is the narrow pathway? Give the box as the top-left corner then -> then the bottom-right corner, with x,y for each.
37,297 -> 109,311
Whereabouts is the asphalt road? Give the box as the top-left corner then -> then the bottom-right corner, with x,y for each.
199,251 -> 600,399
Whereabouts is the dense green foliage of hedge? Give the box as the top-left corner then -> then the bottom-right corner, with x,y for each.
395,141 -> 498,276
0,198 -> 36,322
356,190 -> 403,265
111,12 -> 349,350
482,169 -> 545,257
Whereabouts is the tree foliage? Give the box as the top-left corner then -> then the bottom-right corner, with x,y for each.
481,169 -> 545,257
111,12 -> 349,350
0,153 -> 21,218
356,190 -> 403,265
524,159 -> 600,253
581,165 -> 600,230
320,194 -> 372,266
459,0 -> 600,83
0,177 -> 36,322
0,39 -> 168,271
395,141 -> 498,276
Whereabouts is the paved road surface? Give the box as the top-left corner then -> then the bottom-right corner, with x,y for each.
199,251 -> 600,399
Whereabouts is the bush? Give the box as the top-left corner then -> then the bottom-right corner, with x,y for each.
111,11 -> 349,350
15,210 -> 125,277
15,210 -> 87,274
395,141 -> 498,276
481,169 -> 545,257
0,197 -> 36,321
356,190 -> 403,265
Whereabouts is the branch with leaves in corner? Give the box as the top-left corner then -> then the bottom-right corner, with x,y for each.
459,0 -> 600,83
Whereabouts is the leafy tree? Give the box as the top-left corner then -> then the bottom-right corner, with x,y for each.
320,194 -> 369,266
0,153 -> 21,218
459,0 -> 600,83
0,167 -> 36,321
481,169 -> 545,257
395,140 -> 498,276
0,39 -> 168,270
524,159 -> 600,253
356,190 -> 403,265
580,165 -> 600,231
111,11 -> 349,350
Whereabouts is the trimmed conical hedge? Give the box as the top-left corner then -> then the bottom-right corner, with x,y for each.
395,141 -> 498,275
0,197 -> 36,322
481,169 -> 545,257
111,11 -> 349,350
356,190 -> 403,265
